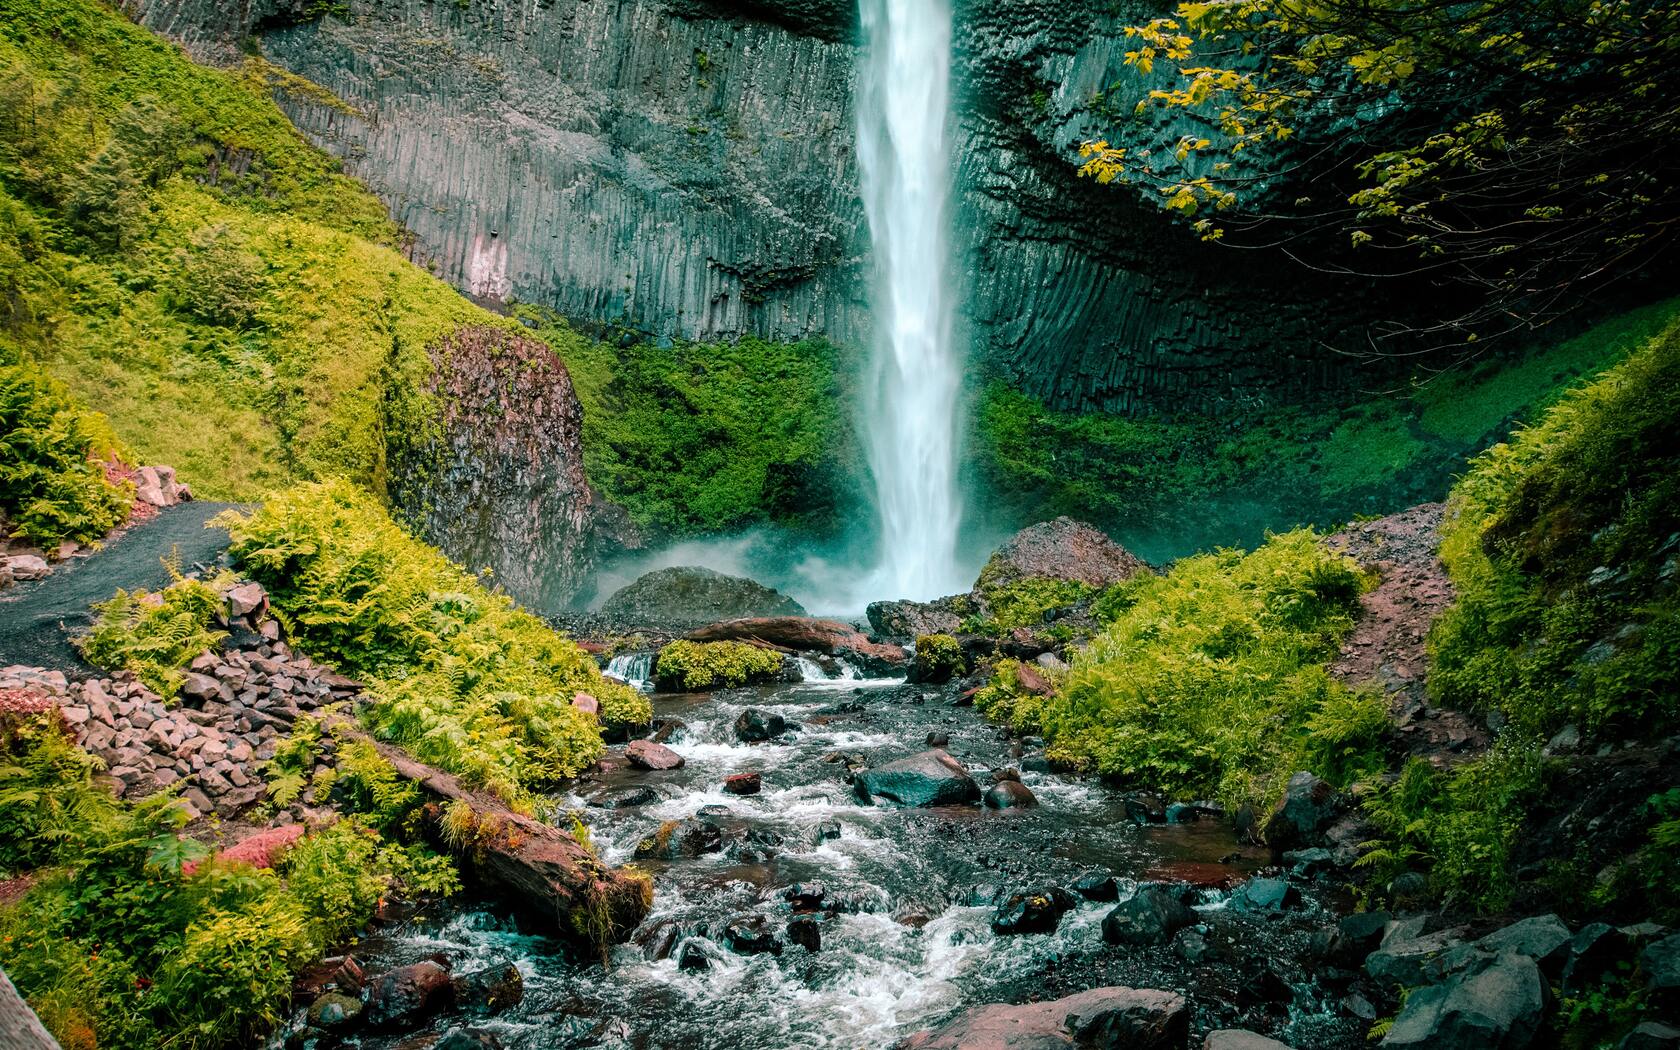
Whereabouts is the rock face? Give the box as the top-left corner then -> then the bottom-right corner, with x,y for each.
386,325 -> 634,613
853,749 -> 981,807
128,0 -> 1388,418
977,518 -> 1148,593
898,986 -> 1188,1050
600,566 -> 806,627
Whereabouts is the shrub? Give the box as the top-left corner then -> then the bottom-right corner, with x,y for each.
911,633 -> 967,683
977,530 -> 1375,807
653,639 -> 785,691
216,481 -> 650,807
78,568 -> 228,698
1430,320 -> 1680,742
0,712 -> 116,874
0,363 -> 130,548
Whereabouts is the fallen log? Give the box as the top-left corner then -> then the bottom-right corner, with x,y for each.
355,734 -> 651,952
685,616 -> 908,674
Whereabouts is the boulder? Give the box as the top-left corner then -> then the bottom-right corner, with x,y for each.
686,616 -> 908,672
1475,914 -> 1572,977
866,597 -> 967,640
224,581 -> 267,618
734,708 -> 786,742
787,917 -> 821,952
600,566 -> 806,626
589,786 -> 660,809
1622,1023 -> 1680,1050
722,771 -> 762,795
633,817 -> 724,860
898,986 -> 1187,1050
1173,927 -> 1212,964
1102,886 -> 1195,947
1380,951 -> 1546,1049
677,941 -> 711,971
363,959 -> 453,1030
1230,877 -> 1302,914
1326,911 -> 1391,968
983,780 -> 1039,809
1643,933 -> 1680,1007
852,749 -> 980,807
1367,923 -> 1469,989
976,518 -> 1148,593
1263,771 -> 1342,853
5,555 -> 51,581
991,886 -> 1077,936
625,739 -> 685,770
785,882 -> 826,910
1204,1032 -> 1295,1050
134,465 -> 188,507
306,992 -> 363,1031
434,1030 -> 504,1050
1073,872 -> 1120,902
722,914 -> 782,955
450,962 -> 523,1015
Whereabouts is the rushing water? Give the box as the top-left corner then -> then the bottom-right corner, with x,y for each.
855,0 -> 966,602
310,669 -> 1364,1050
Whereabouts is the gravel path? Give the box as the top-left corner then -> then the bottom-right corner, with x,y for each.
0,502 -> 240,670
1327,502 -> 1489,763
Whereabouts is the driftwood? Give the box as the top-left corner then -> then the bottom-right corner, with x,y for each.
0,968 -> 59,1050
358,735 -> 651,948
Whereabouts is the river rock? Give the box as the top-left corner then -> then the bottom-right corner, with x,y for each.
677,941 -> 711,971
451,963 -> 523,1015
625,739 -> 685,770
590,786 -> 660,809
1174,927 -> 1212,964
306,992 -> 363,1031
898,986 -> 1188,1050
983,780 -> 1039,809
434,1029 -> 503,1050
991,885 -> 1077,936
1204,1032 -> 1296,1050
1327,911 -> 1391,968
1367,922 -> 1469,989
686,616 -> 908,672
362,959 -> 453,1030
866,597 -> 966,640
1074,872 -> 1119,902
852,749 -> 980,807
723,771 -> 762,795
1102,886 -> 1195,947
734,708 -> 786,742
1622,1023 -> 1680,1049
976,518 -> 1148,593
1380,951 -> 1546,1049
1230,877 -> 1302,914
601,566 -> 805,626
1644,933 -> 1680,1007
785,881 -> 826,911
722,915 -> 782,955
1263,771 -> 1342,853
634,817 -> 724,860
787,916 -> 821,952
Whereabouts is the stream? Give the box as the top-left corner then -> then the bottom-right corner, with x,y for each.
324,660 -> 1368,1050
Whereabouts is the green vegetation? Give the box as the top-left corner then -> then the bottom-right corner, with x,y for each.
0,711 -> 450,1050
911,634 -> 966,683
0,363 -> 130,548
971,571 -> 1095,634
217,480 -> 651,810
975,298 -> 1680,558
79,568 -> 229,698
653,639 -> 786,691
978,530 -> 1385,806
514,307 -> 862,536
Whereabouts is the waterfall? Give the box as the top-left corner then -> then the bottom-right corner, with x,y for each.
856,0 -> 965,602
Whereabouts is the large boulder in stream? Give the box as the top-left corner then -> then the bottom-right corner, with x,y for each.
898,986 -> 1188,1050
867,596 -> 970,640
853,749 -> 981,807
1102,886 -> 1196,947
686,616 -> 908,673
363,960 -> 453,1030
600,566 -> 805,627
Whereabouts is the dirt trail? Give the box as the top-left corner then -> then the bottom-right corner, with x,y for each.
0,502 -> 238,669
1326,502 -> 1489,763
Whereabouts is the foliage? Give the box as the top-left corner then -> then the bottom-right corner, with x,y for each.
0,712 -> 116,874
911,634 -> 967,683
1358,744 -> 1544,915
0,362 -> 129,547
972,572 -> 1095,633
1079,0 -> 1680,339
217,481 -> 650,808
79,568 -> 229,698
977,530 -> 1380,806
1429,321 -> 1680,742
653,639 -> 786,691
512,306 -> 863,537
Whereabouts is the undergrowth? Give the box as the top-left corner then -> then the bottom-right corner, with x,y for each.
0,363 -> 130,548
217,480 -> 651,809
78,565 -> 230,698
653,639 -> 786,691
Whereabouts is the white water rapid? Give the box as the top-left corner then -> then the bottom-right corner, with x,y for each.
856,0 -> 966,602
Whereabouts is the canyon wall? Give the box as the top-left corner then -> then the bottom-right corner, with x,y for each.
128,0 -> 1371,415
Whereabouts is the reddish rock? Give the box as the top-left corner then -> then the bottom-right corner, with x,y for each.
898,986 -> 1188,1050
626,739 -> 685,770
224,581 -> 267,618
1014,664 -> 1054,697
363,959 -> 453,1030
723,772 -> 762,795
685,616 -> 908,671
572,692 -> 600,719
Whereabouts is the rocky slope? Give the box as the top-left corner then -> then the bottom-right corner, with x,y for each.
126,0 -> 1377,416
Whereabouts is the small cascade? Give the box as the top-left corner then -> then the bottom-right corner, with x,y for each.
604,650 -> 655,692
794,654 -> 864,684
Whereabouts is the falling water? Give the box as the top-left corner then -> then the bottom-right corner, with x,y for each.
856,0 -> 966,601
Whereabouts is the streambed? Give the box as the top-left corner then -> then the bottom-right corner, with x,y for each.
312,665 -> 1366,1050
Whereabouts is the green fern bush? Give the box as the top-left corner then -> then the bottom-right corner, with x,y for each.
653,639 -> 786,691
79,568 -> 229,698
216,480 -> 651,809
977,529 -> 1384,807
0,711 -> 117,873
0,363 -> 130,548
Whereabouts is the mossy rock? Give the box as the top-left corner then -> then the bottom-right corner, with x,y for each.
652,640 -> 787,692
908,634 -> 967,684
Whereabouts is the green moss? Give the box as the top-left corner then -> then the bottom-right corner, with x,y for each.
217,480 -> 651,809
976,530 -> 1382,807
911,633 -> 966,682
513,306 -> 864,537
653,639 -> 785,691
